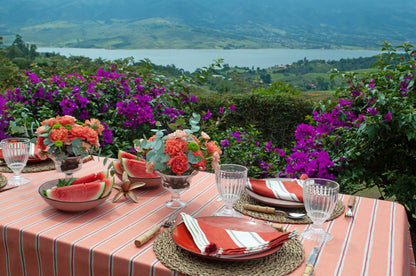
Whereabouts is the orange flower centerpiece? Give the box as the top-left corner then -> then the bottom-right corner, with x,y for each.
136,113 -> 221,208
35,115 -> 103,178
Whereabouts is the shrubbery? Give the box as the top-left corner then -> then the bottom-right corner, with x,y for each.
1,41 -> 415,221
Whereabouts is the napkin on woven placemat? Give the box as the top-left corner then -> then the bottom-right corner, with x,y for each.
246,178 -> 304,202
180,213 -> 293,256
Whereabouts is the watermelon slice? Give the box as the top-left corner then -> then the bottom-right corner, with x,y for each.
45,181 -> 105,202
120,158 -> 159,178
72,171 -> 106,185
118,150 -> 138,160
101,177 -> 114,198
112,160 -> 123,174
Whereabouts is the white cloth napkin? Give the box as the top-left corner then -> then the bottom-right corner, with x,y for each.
180,213 -> 291,256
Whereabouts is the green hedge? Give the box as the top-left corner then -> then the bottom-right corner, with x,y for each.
195,93 -> 314,148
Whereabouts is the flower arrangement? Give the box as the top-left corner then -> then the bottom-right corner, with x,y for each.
135,113 -> 222,176
35,115 -> 104,161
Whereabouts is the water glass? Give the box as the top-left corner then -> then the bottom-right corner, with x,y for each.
214,164 -> 247,217
0,138 -> 31,186
301,178 -> 339,243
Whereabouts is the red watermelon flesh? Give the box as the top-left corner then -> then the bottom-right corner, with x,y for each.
120,158 -> 159,178
118,150 -> 138,160
112,160 -> 123,174
72,171 -> 106,185
46,181 -> 105,202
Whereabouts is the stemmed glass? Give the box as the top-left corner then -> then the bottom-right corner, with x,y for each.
0,138 -> 31,186
214,164 -> 247,217
301,178 -> 339,243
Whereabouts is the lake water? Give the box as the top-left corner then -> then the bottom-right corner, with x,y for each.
38,48 -> 381,72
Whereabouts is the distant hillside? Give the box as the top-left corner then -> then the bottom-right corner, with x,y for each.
1,0 -> 416,49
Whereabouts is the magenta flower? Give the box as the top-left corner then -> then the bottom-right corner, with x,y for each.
384,111 -> 392,122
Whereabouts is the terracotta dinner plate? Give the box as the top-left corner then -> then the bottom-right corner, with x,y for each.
172,216 -> 282,261
245,188 -> 304,208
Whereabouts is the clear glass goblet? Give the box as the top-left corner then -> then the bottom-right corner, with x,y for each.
301,178 -> 339,243
0,138 -> 31,186
214,164 -> 247,217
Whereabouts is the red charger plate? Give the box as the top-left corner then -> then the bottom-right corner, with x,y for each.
172,216 -> 282,261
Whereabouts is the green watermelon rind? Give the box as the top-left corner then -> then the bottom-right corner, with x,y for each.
112,160 -> 123,174
45,182 -> 106,202
101,177 -> 114,198
118,150 -> 137,160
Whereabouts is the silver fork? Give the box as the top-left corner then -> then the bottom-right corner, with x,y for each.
345,196 -> 356,217
134,211 -> 180,247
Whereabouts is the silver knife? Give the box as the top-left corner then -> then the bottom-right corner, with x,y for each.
301,246 -> 319,276
0,185 -> 18,192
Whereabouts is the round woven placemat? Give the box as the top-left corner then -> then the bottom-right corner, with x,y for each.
0,155 -> 94,173
0,160 -> 55,173
234,191 -> 345,224
153,227 -> 305,276
0,173 -> 7,187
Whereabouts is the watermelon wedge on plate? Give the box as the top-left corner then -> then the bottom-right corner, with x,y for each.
113,158 -> 161,189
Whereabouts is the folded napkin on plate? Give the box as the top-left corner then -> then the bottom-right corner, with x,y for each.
246,178 -> 304,202
180,213 -> 291,256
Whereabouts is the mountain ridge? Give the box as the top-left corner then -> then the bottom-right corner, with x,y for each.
1,0 -> 415,49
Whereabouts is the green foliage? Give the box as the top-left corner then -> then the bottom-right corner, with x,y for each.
253,81 -> 301,96
212,125 -> 287,178
195,93 -> 314,149
318,42 -> 416,217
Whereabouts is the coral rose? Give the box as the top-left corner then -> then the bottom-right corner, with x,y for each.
42,118 -> 59,127
165,138 -> 187,156
58,115 -> 75,127
168,152 -> 189,176
206,141 -> 222,155
84,127 -> 99,146
49,126 -> 68,143
85,118 -> 104,135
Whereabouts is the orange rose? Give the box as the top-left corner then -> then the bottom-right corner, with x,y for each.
49,126 -> 68,143
85,118 -> 104,136
42,118 -> 59,127
168,152 -> 189,176
165,138 -> 187,156
206,141 -> 222,155
84,127 -> 99,146
68,124 -> 85,142
57,115 -> 75,126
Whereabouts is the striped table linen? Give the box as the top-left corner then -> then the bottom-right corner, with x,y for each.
0,158 -> 414,276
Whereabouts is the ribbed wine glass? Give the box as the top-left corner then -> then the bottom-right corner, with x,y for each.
214,164 -> 247,217
301,178 -> 339,243
0,138 -> 31,186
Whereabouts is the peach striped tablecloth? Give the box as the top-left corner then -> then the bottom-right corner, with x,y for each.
0,158 -> 415,276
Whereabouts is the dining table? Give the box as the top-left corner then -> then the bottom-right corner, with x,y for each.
0,157 -> 415,276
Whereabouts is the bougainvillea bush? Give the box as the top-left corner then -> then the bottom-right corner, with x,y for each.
0,60 -> 199,156
284,42 -> 416,217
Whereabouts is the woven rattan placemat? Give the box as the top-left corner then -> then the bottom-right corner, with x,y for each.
153,227 -> 305,276
234,191 -> 345,224
0,160 -> 55,173
0,173 -> 7,187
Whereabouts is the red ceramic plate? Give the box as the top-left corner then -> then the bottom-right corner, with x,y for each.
172,216 -> 282,261
245,187 -> 304,208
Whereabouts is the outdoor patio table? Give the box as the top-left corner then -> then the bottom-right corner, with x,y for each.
0,157 -> 415,275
